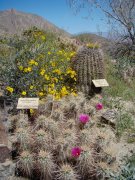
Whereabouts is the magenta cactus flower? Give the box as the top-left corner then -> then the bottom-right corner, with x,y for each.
96,94 -> 103,100
96,103 -> 103,110
79,114 -> 90,124
71,147 -> 82,157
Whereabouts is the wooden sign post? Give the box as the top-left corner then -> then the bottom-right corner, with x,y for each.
17,98 -> 39,121
17,98 -> 39,109
92,79 -> 109,87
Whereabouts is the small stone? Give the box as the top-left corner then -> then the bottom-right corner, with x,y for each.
0,171 -> 5,177
0,161 -> 15,178
0,144 -> 10,163
101,109 -> 118,127
2,160 -> 12,167
0,165 -> 4,171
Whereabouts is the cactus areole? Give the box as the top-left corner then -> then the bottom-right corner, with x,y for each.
72,46 -> 105,96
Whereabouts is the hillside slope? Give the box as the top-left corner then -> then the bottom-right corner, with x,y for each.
73,33 -> 110,49
0,9 -> 70,37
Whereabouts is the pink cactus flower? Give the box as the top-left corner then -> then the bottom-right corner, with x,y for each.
71,147 -> 82,157
96,94 -> 103,100
96,103 -> 103,110
98,95 -> 103,100
79,114 -> 90,124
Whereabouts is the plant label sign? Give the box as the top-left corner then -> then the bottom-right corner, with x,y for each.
17,98 -> 39,109
92,79 -> 109,87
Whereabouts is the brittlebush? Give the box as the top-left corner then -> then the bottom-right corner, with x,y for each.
3,27 -> 77,100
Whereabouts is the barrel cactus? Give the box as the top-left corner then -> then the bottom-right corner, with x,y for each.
72,46 -> 105,96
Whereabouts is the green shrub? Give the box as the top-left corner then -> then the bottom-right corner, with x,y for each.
1,27 -> 77,101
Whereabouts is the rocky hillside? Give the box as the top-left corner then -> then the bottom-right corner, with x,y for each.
0,9 -> 70,37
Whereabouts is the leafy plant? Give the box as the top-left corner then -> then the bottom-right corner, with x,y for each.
1,27 -> 77,101
105,154 -> 135,180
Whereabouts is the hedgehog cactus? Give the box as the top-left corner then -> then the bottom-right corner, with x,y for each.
12,94 -> 115,179
57,164 -> 79,180
37,150 -> 56,179
19,151 -> 34,177
72,46 -> 105,96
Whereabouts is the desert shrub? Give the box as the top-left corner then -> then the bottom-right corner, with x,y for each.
108,35 -> 135,58
114,57 -> 135,78
1,27 -> 77,101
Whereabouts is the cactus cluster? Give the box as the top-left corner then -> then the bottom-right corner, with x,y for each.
72,46 -> 105,96
9,94 -> 117,179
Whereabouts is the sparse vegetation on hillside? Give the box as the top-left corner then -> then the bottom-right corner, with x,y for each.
0,9 -> 70,37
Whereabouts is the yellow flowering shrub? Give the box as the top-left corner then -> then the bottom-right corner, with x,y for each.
3,27 -> 77,100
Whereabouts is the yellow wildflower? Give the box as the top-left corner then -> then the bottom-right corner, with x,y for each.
41,35 -> 46,40
51,77 -> 58,83
57,50 -> 63,55
19,66 -> 23,71
24,68 -> 28,73
22,91 -> 26,96
49,83 -> 55,88
30,109 -> 34,114
66,69 -> 76,78
27,67 -> 32,72
44,74 -> 50,81
50,61 -> 56,67
40,69 -> 45,76
38,92 -> 44,96
61,86 -> 68,96
70,51 -> 76,57
30,85 -> 34,90
35,62 -> 38,66
48,88 -> 55,95
48,51 -> 51,55
6,86 -> 14,93
53,69 -> 61,75
29,59 -> 36,65
54,93 -> 61,100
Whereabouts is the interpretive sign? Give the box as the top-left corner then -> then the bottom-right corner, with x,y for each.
17,98 -> 39,109
92,79 -> 109,87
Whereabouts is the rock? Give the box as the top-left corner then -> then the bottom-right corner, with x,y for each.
0,121 -> 8,145
0,160 -> 15,179
2,160 -> 11,167
101,109 -> 118,127
0,144 -> 10,163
